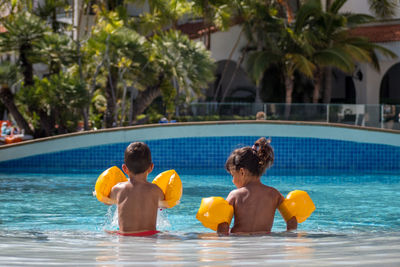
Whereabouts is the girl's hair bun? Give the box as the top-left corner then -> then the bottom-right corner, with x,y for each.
253,137 -> 274,171
225,137 -> 274,177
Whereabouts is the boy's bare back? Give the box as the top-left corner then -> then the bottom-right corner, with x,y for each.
226,182 -> 284,234
111,180 -> 164,233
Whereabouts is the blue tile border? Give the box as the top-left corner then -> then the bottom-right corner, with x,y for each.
1,136 -> 399,173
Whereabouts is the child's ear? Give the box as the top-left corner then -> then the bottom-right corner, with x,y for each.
147,163 -> 154,174
122,164 -> 130,176
239,167 -> 246,177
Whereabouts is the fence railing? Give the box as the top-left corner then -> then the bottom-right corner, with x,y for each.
174,103 -> 400,131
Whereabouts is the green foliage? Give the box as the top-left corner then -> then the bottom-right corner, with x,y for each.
245,1 -> 315,86
299,0 -> 396,74
17,72 -> 88,132
34,0 -> 70,32
368,0 -> 399,19
4,0 -> 396,134
0,61 -> 21,87
85,13 -> 156,89
37,33 -> 78,74
152,30 -> 216,102
0,11 -> 48,55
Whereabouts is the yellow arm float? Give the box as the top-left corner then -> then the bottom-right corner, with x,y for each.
152,169 -> 182,208
278,190 -> 315,223
196,197 -> 234,231
94,166 -> 128,204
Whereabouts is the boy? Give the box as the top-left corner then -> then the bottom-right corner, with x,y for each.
109,142 -> 165,236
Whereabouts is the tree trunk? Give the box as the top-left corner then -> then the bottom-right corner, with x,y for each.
284,74 -> 294,119
119,73 -> 128,127
325,0 -> 333,11
104,66 -> 118,128
173,76 -> 180,118
312,68 -> 323,103
323,66 -> 333,103
131,75 -> 164,122
0,85 -> 34,135
38,110 -> 53,137
20,44 -> 34,86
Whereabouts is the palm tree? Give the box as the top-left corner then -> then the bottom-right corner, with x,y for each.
34,0 -> 70,32
131,30 -> 215,121
0,62 -> 34,135
0,11 -> 48,86
245,2 -> 315,109
368,0 -> 399,19
151,30 -> 215,118
91,2 -> 216,124
296,0 -> 397,103
84,9 -> 154,127
0,11 -> 51,136
37,33 -> 78,75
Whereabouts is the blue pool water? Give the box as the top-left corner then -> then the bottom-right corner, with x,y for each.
1,168 -> 400,265
1,169 -> 399,234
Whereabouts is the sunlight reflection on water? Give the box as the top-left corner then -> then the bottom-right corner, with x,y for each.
1,230 -> 400,266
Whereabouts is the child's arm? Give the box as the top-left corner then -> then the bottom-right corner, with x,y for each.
216,193 -> 235,235
278,190 -> 315,231
278,193 -> 297,231
106,186 -> 119,205
157,186 -> 170,208
217,222 -> 230,236
286,216 -> 298,231
158,200 -> 172,208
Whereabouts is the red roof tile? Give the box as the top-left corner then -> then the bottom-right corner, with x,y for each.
350,23 -> 400,43
177,21 -> 217,39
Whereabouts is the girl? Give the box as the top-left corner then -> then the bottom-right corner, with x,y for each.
218,137 -> 297,235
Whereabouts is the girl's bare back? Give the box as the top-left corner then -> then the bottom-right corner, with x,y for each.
227,182 -> 284,233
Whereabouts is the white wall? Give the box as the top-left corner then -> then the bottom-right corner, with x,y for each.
340,0 -> 372,16
208,25 -> 247,62
355,41 -> 400,104
341,0 -> 400,19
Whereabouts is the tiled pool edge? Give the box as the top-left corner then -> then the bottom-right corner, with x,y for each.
1,121 -> 399,172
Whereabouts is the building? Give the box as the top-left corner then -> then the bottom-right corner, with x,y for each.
3,0 -> 400,106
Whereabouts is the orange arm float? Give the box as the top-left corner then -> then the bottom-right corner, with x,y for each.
94,166 -> 128,204
196,197 -> 234,231
278,190 -> 315,223
152,169 -> 182,208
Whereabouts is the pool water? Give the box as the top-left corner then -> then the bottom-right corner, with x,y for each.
1,169 -> 400,265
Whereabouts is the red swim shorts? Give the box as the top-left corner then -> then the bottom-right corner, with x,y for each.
117,230 -> 160,237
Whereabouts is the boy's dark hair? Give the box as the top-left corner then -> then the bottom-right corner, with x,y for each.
124,142 -> 152,174
225,137 -> 274,177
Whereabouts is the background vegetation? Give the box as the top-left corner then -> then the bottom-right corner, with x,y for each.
0,0 -> 397,137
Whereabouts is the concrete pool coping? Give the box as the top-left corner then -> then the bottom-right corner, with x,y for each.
1,120 -> 399,163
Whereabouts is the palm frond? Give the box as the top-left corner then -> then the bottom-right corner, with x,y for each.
287,54 -> 315,77
368,0 -> 399,19
314,47 -> 355,73
329,0 -> 347,14
247,51 -> 279,81
345,13 -> 375,27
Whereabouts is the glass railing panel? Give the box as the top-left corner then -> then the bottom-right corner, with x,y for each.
173,102 -> 400,131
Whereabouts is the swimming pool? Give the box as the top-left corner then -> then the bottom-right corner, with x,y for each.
0,168 -> 399,265
1,122 -> 399,265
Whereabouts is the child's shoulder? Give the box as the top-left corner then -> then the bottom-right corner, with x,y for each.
112,181 -> 129,190
228,187 -> 247,198
262,184 -> 281,194
148,181 -> 164,194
